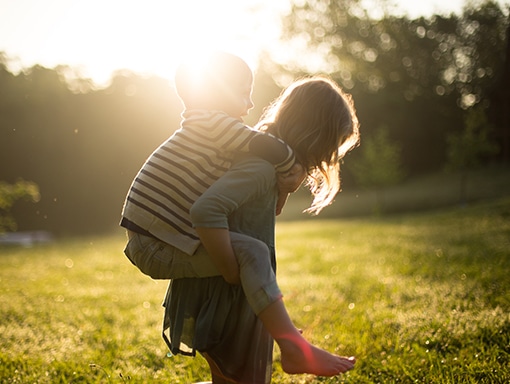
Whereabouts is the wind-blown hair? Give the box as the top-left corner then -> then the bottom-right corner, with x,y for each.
256,76 -> 360,214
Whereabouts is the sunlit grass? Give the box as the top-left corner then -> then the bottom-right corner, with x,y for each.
273,197 -> 510,383
1,197 -> 509,383
0,238 -> 209,383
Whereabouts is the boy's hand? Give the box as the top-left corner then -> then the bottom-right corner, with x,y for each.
277,163 -> 307,193
276,163 -> 307,215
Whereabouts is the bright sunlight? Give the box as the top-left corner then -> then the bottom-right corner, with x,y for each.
2,0 -> 508,86
0,0 -> 287,86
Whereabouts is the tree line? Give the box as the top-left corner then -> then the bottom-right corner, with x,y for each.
277,0 -> 509,165
0,0 -> 508,235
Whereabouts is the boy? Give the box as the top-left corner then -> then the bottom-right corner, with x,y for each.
121,51 -> 300,300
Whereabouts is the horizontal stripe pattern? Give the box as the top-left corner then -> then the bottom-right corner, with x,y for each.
121,111 -> 259,254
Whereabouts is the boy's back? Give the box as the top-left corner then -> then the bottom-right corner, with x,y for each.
121,109 -> 262,255
121,52 -> 294,255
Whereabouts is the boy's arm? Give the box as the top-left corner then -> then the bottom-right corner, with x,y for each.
219,117 -> 299,211
214,114 -> 294,172
249,133 -> 304,213
248,133 -> 295,173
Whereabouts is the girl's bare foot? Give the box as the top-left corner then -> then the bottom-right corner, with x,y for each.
258,299 -> 355,376
277,334 -> 355,376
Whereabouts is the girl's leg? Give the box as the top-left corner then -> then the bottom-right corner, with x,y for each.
258,298 -> 356,377
227,234 -> 356,377
201,353 -> 239,384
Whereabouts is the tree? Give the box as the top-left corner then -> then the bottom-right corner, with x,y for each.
0,180 -> 40,232
445,105 -> 499,203
278,0 -> 508,104
488,14 -> 510,162
350,127 -> 404,213
0,61 -> 182,235
274,0 -> 509,173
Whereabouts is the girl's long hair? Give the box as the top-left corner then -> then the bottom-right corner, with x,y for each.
256,76 -> 360,214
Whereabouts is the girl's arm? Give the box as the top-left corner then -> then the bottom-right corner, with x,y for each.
190,156 -> 275,285
275,163 -> 307,215
194,227 -> 240,285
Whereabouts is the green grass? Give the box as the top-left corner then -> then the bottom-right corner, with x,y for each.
1,197 -> 509,383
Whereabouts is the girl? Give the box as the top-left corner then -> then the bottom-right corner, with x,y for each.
164,76 -> 360,383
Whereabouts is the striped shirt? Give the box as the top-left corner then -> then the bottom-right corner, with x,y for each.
121,109 -> 294,255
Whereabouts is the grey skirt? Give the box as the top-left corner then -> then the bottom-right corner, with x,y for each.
163,275 -> 274,383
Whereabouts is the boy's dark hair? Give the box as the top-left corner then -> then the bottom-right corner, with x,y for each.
175,51 -> 252,109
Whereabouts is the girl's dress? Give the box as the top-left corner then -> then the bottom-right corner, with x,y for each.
163,155 -> 278,384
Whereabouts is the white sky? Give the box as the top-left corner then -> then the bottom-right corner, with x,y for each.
0,0 -> 508,86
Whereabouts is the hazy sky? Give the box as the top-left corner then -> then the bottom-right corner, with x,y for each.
0,0 -> 508,85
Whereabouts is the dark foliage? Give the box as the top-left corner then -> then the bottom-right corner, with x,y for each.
0,2 -> 508,235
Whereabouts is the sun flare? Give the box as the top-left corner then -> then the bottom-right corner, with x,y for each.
17,0 -> 286,86
2,0 -> 510,86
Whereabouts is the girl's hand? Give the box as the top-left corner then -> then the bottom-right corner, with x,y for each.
276,164 -> 307,215
275,193 -> 289,216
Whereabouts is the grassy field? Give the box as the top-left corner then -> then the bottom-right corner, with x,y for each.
1,195 -> 509,383
279,165 -> 510,220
